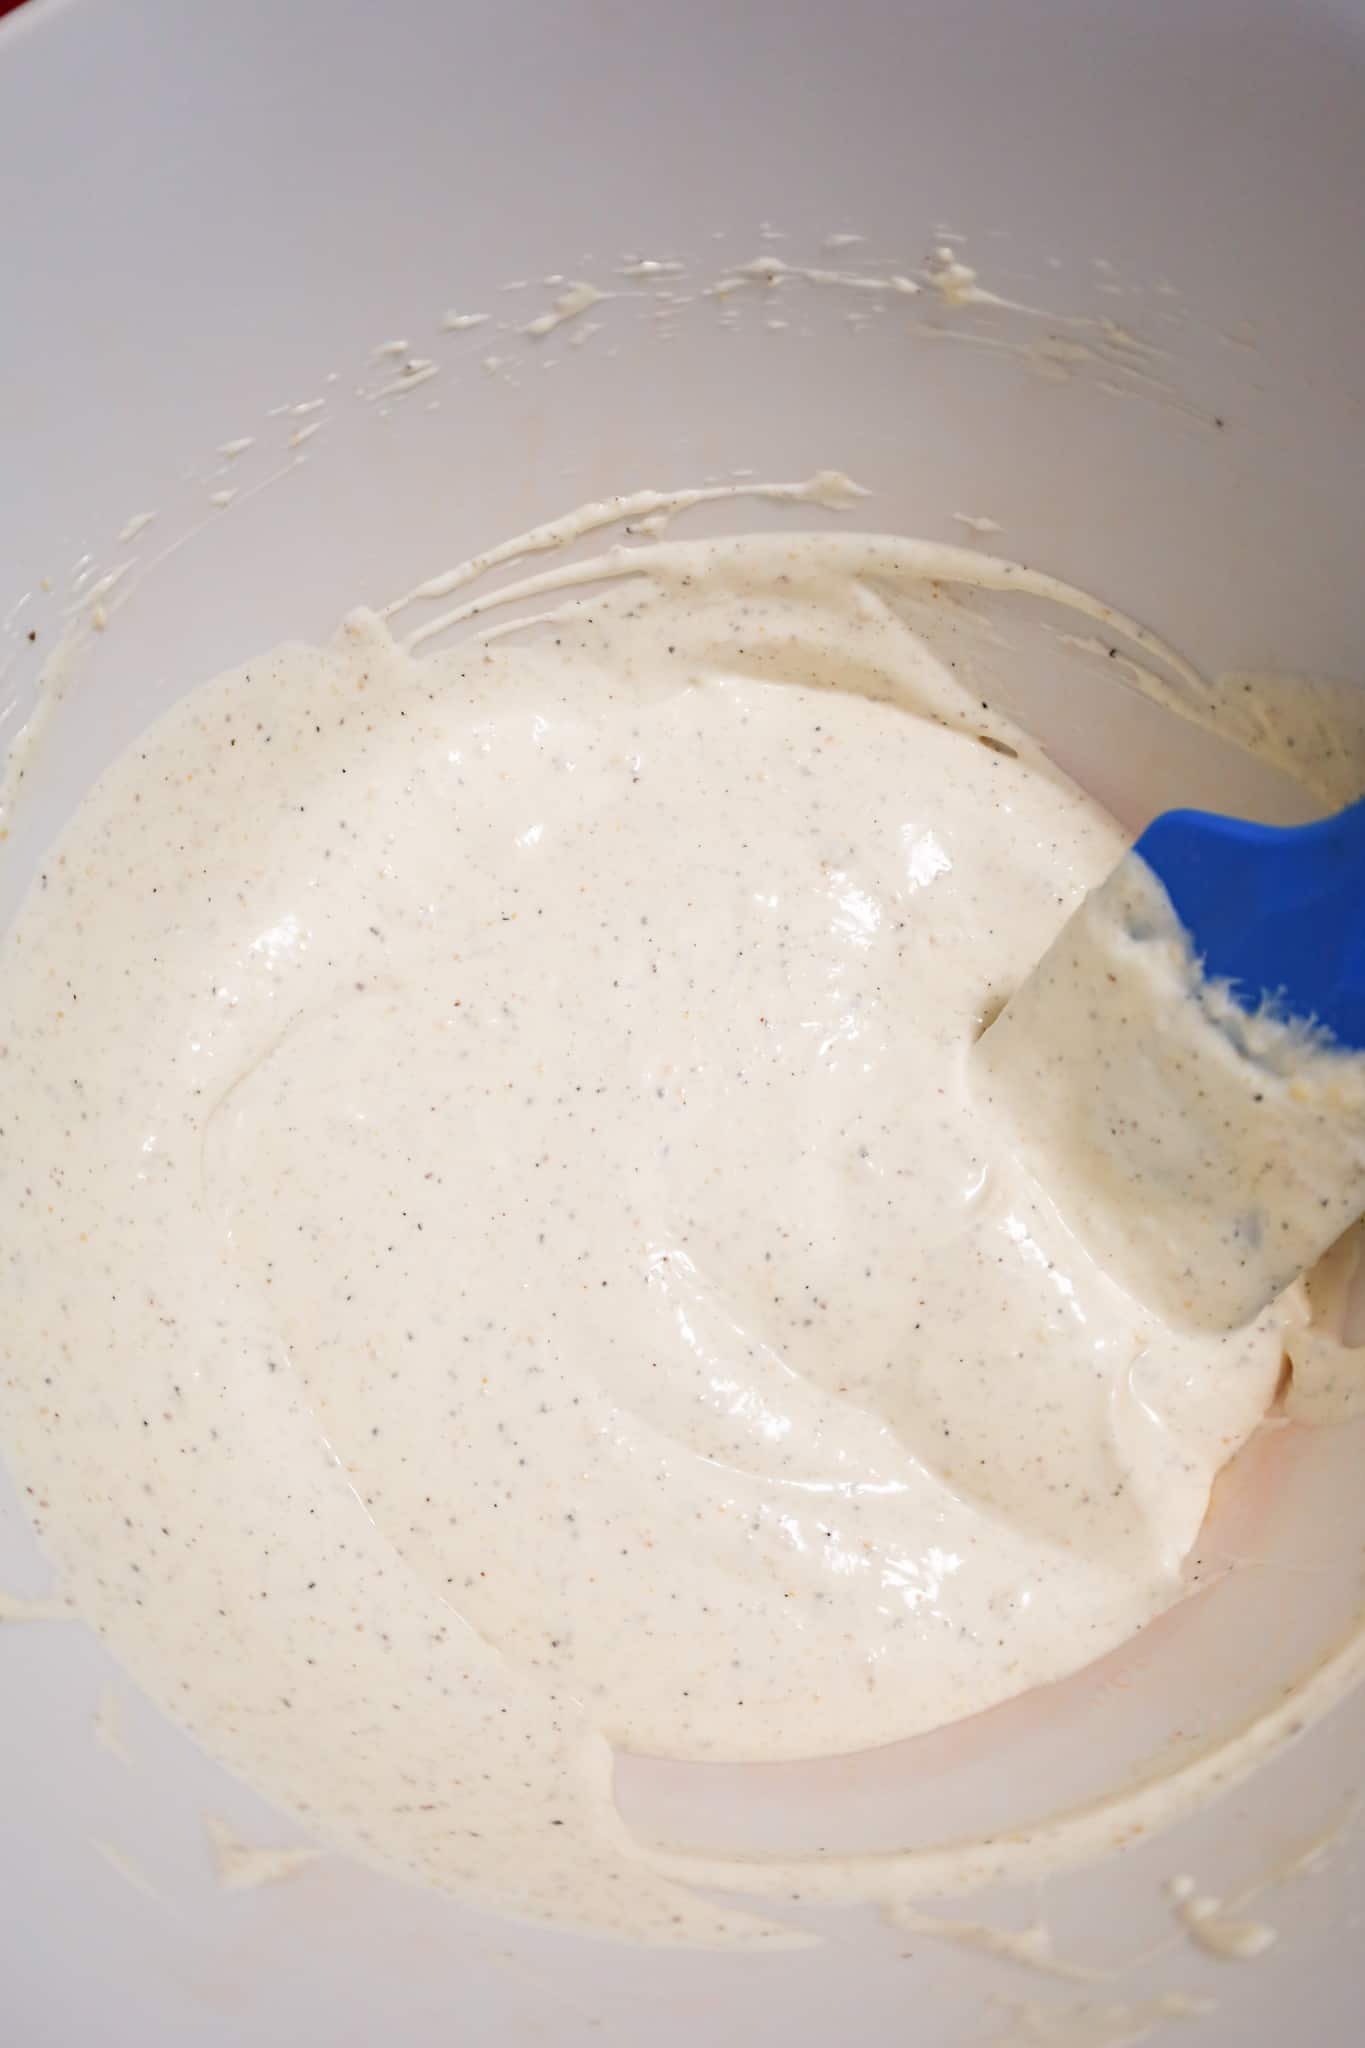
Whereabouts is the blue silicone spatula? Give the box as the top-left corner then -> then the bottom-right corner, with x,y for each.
976,796 -> 1365,1332
1134,797 -> 1365,1052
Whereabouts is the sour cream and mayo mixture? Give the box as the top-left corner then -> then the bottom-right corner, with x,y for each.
0,494 -> 1355,1943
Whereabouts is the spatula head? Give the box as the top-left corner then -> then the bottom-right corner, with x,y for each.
975,806 -> 1365,1333
1134,797 -> 1365,1050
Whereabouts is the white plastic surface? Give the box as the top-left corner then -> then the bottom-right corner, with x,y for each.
3,1 -> 1365,2042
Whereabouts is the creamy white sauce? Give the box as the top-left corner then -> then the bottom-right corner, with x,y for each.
0,512 -> 1353,1946
522,282 -> 610,338
204,1815 -> 322,1892
115,511 -> 157,545
1166,1875 -> 1277,1962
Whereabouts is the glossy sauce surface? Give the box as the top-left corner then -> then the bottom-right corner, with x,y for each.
0,531 -> 1293,1940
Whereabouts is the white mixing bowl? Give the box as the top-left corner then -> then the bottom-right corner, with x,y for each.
3,2 -> 1364,2042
